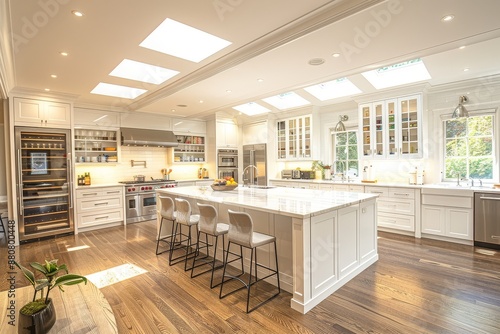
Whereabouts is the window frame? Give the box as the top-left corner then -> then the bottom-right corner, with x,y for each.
331,127 -> 359,177
441,109 -> 497,182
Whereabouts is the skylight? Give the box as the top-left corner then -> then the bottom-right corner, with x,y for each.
262,92 -> 310,110
110,59 -> 179,84
91,83 -> 147,99
233,102 -> 271,116
140,18 -> 232,63
304,77 -> 362,101
361,58 -> 431,89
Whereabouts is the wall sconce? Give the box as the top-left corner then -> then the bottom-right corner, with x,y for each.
452,95 -> 469,118
334,115 -> 349,132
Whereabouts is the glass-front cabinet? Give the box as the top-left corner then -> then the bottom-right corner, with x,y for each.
173,135 -> 205,163
359,94 -> 421,159
74,129 -> 119,163
277,115 -> 312,160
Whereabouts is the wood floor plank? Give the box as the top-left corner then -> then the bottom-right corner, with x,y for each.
2,223 -> 500,334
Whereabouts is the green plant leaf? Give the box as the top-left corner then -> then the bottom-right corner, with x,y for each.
52,274 -> 88,289
14,261 -> 35,287
30,262 -> 48,275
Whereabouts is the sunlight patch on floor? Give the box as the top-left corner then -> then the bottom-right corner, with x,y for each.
66,245 -> 90,252
86,263 -> 148,288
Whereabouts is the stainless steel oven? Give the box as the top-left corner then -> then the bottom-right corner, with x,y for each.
218,149 -> 238,167
218,168 -> 238,181
121,180 -> 177,223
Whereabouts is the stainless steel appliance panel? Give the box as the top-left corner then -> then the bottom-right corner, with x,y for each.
219,168 -> 238,180
292,170 -> 301,179
474,192 -> 500,248
126,194 -> 140,222
217,149 -> 238,167
243,144 -> 267,186
141,193 -> 157,217
15,127 -> 74,242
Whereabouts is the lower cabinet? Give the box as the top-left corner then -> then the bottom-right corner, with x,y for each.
76,186 -> 124,230
365,186 -> 418,233
421,190 -> 473,241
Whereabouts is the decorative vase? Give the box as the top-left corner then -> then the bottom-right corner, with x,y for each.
18,298 -> 56,334
324,169 -> 331,180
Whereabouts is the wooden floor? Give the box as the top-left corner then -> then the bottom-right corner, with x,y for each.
1,221 -> 500,334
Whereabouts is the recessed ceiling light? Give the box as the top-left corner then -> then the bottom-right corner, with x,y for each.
441,14 -> 454,22
257,78 -> 264,82
459,45 -> 466,50
44,88 -> 50,91
71,10 -> 84,17
90,83 -> 147,99
463,68 -> 469,72
109,59 -> 179,84
140,18 -> 232,63
308,58 -> 325,66
226,90 -> 232,93
361,58 -> 431,90
332,53 -> 341,58
171,109 -> 176,112
232,102 -> 271,116
60,51 -> 68,56
50,74 -> 57,78
199,100 -> 204,104
304,78 -> 362,101
262,92 -> 310,110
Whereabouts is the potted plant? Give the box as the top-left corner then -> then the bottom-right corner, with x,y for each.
14,259 -> 87,334
311,161 -> 325,179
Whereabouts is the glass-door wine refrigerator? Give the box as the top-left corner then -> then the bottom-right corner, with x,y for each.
15,127 -> 74,242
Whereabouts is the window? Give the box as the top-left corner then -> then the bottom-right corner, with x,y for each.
444,114 -> 495,180
332,130 -> 359,177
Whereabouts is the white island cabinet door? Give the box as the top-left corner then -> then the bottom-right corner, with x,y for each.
337,204 -> 359,279
311,210 -> 337,297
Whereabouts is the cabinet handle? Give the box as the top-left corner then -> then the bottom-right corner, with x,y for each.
83,193 -> 98,196
17,149 -> 24,216
492,235 -> 500,239
94,202 -> 109,206
480,196 -> 500,201
95,216 -> 109,220
393,193 -> 409,196
371,191 -> 384,194
106,191 -> 121,194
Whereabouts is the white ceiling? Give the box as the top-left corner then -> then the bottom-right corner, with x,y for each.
3,0 -> 500,120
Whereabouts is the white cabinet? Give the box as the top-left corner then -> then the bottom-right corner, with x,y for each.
74,129 -> 119,163
14,97 -> 71,128
365,186 -> 418,232
359,94 -> 422,159
172,119 -> 206,134
74,108 -> 120,127
216,121 -> 238,147
173,135 -> 205,163
276,115 -> 312,160
421,191 -> 473,241
76,186 -> 124,230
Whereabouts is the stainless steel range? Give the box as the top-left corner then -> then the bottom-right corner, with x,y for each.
120,180 -> 177,223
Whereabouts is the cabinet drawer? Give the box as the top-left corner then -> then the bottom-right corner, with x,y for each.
377,198 -> 414,215
378,212 -> 415,232
76,187 -> 123,199
78,196 -> 123,212
349,185 -> 364,193
365,186 -> 388,197
388,187 -> 415,199
77,209 -> 123,228
422,194 -> 472,209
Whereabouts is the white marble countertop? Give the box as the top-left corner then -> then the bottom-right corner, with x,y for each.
157,185 -> 378,218
269,178 -> 500,193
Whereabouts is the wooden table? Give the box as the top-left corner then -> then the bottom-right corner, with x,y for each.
0,280 -> 117,333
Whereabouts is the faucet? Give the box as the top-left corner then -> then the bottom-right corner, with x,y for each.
455,171 -> 461,186
242,165 -> 258,187
468,177 -> 482,187
333,160 -> 346,182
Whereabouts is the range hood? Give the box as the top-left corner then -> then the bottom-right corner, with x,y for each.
120,127 -> 179,147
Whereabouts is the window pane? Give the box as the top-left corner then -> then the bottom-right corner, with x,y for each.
469,157 -> 493,179
348,132 -> 357,145
348,145 -> 357,158
347,161 -> 358,175
446,138 -> 467,156
468,115 -> 493,136
445,158 -> 467,178
446,119 -> 466,138
469,137 -> 492,156
336,147 -> 347,160
336,133 -> 347,145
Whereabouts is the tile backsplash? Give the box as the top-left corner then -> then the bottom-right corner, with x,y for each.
75,146 -> 208,184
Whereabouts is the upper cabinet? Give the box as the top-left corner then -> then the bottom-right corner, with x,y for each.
277,115 -> 312,160
121,112 -> 172,130
172,119 -> 206,134
74,108 -> 120,128
216,121 -> 238,148
14,97 -> 71,128
359,94 -> 422,159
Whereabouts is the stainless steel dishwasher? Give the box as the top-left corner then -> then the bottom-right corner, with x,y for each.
474,192 -> 500,249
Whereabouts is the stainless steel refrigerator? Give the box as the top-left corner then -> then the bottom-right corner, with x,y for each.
15,127 -> 74,242
242,144 -> 267,186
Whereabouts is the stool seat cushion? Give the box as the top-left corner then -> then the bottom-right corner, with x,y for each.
215,223 -> 229,236
250,231 -> 275,248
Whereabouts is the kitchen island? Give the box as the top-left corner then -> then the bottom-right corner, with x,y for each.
156,186 -> 379,314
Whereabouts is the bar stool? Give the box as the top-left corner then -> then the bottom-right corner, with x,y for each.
155,196 -> 176,255
169,198 -> 200,271
219,209 -> 280,313
191,203 -> 229,288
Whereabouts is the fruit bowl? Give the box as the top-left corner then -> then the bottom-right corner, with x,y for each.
211,184 -> 238,191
